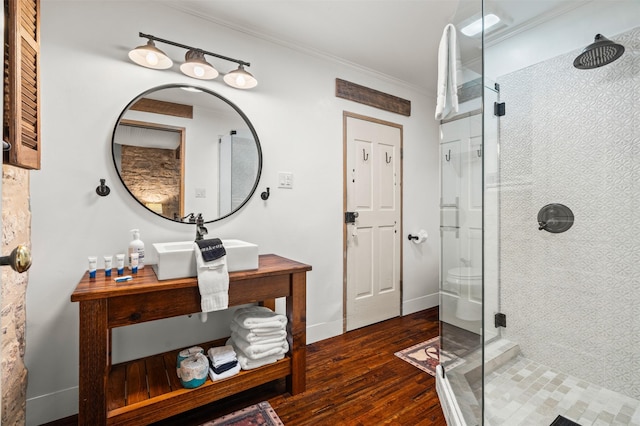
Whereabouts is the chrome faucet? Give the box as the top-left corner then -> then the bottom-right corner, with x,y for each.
195,213 -> 208,241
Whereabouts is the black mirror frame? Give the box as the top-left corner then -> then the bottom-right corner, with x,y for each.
111,83 -> 263,224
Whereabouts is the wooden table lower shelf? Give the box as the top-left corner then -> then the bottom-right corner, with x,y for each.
71,254 -> 311,425
106,338 -> 291,425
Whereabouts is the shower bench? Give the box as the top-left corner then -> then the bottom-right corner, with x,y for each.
71,254 -> 311,425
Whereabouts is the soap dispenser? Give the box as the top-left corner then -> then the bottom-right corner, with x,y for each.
128,229 -> 145,269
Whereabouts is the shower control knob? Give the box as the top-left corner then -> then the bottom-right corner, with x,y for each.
537,204 -> 574,233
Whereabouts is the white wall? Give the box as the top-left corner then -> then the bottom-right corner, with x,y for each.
26,1 -> 441,423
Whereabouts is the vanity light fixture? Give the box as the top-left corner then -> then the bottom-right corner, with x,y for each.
129,33 -> 257,89
128,39 -> 173,70
223,65 -> 258,89
180,50 -> 219,80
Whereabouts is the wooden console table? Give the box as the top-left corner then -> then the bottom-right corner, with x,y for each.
71,254 -> 311,425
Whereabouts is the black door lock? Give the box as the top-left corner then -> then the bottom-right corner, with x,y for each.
344,211 -> 359,224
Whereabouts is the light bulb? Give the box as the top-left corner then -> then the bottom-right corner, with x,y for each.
193,66 -> 205,78
235,75 -> 246,87
146,52 -> 158,66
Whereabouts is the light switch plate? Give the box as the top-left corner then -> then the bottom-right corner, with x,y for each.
278,172 -> 293,189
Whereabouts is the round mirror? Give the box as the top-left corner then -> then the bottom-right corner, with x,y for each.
112,84 -> 262,223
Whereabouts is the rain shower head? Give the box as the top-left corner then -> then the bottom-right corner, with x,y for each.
573,34 -> 625,69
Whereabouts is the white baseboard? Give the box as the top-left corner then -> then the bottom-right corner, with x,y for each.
306,319 -> 343,344
402,293 -> 439,315
26,385 -> 78,426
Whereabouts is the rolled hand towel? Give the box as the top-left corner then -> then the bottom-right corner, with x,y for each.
231,331 -> 287,346
207,345 -> 237,367
228,336 -> 289,360
209,363 -> 241,381
231,321 -> 287,342
233,306 -> 287,329
235,347 -> 285,370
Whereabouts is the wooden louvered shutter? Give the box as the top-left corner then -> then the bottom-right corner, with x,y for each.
4,0 -> 41,170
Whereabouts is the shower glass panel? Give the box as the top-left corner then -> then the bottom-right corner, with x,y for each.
482,0 -> 640,425
436,0 -> 486,424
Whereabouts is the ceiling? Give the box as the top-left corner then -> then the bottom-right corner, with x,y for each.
161,0 -> 589,94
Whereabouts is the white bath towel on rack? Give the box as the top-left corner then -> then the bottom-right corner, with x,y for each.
435,23 -> 461,120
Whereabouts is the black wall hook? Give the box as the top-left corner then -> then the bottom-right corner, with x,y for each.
96,178 -> 110,196
261,187 -> 270,200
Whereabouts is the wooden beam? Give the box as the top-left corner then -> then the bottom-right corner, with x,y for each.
130,98 -> 193,119
335,78 -> 411,116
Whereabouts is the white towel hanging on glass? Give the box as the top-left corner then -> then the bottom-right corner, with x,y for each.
435,24 -> 461,120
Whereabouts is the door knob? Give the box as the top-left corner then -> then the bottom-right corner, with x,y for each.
0,244 -> 32,273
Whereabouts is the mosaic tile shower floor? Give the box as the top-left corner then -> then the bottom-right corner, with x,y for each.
482,355 -> 640,425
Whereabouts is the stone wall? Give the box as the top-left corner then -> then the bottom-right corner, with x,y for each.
121,145 -> 181,219
1,164 -> 30,424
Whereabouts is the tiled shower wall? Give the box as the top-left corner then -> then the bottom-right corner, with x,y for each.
497,26 -> 640,399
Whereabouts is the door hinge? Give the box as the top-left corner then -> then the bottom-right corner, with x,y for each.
400,148 -> 403,159
494,102 -> 506,117
495,312 -> 507,328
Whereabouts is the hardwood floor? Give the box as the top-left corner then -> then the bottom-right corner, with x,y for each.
45,308 -> 446,425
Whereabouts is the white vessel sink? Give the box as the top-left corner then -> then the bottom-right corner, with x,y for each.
151,239 -> 259,280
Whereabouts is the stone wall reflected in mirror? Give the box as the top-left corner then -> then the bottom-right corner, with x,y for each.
112,84 -> 262,223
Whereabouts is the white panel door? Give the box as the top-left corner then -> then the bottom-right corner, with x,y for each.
345,115 -> 401,331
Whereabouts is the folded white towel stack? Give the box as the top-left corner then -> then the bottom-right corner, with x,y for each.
208,345 -> 237,366
228,306 -> 289,370
230,322 -> 287,343
207,344 -> 240,381
234,305 -> 288,329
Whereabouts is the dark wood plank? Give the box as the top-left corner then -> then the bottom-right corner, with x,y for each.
286,271 -> 306,394
78,299 -> 108,424
336,78 -> 411,116
130,98 -> 193,119
107,364 -> 127,411
125,360 -> 149,405
71,254 -> 311,302
163,352 -> 182,392
107,275 -> 292,327
108,360 -> 291,425
146,355 -> 171,398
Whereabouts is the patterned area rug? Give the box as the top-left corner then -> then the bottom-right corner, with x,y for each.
395,336 -> 464,376
200,401 -> 283,426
